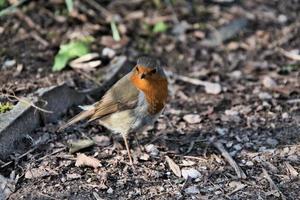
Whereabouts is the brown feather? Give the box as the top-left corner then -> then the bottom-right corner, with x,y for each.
59,72 -> 139,131
58,108 -> 95,131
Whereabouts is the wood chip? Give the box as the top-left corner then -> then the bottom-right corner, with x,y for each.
284,162 -> 299,178
75,153 -> 101,169
279,48 -> 300,61
165,156 -> 181,177
171,73 -> 222,94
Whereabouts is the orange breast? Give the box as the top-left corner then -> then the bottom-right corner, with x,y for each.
130,73 -> 168,115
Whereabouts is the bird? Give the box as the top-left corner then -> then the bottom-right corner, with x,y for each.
59,57 -> 168,165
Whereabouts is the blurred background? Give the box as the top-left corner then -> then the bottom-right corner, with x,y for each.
0,0 -> 299,199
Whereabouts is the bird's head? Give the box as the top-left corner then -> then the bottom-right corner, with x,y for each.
130,57 -> 168,92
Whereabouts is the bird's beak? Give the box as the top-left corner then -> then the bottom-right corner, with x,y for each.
140,73 -> 146,79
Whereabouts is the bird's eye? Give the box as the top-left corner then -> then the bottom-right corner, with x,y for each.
150,69 -> 157,74
136,67 -> 139,72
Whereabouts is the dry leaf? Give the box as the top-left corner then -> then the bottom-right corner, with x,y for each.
75,153 -> 100,169
285,162 -> 299,178
165,156 -> 181,177
25,167 -> 57,179
183,114 -> 201,124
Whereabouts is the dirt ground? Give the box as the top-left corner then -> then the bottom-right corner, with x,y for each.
0,0 -> 300,199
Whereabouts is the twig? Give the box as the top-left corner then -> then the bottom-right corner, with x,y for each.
83,0 -> 112,20
3,93 -> 53,113
93,192 -> 104,200
36,147 -> 67,162
278,48 -> 300,61
15,10 -> 49,46
269,22 -> 300,49
287,99 -> 300,104
213,141 -> 246,179
1,147 -> 37,168
169,72 -> 222,94
262,168 -> 287,200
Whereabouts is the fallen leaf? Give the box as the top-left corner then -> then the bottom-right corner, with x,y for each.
69,53 -> 101,70
165,156 -> 181,177
25,167 -> 57,179
52,37 -> 94,71
181,168 -> 201,180
183,114 -> 201,124
153,21 -> 168,33
75,153 -> 100,169
285,162 -> 299,178
139,153 -> 150,161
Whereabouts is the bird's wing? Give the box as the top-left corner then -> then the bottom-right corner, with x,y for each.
89,72 -> 139,121
58,72 -> 139,131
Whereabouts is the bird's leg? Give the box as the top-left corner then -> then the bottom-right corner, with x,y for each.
122,134 -> 133,166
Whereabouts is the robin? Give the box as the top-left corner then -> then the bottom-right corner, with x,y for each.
59,57 -> 168,165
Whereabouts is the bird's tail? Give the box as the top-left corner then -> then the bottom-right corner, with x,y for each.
58,108 -> 95,131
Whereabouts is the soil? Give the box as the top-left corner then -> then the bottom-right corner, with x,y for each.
0,0 -> 299,199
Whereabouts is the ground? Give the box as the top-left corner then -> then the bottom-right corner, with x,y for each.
0,0 -> 299,199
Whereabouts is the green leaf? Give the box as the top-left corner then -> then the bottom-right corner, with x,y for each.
0,102 -> 13,113
110,20 -> 121,41
0,0 -> 6,8
65,0 -> 73,13
153,21 -> 168,33
52,39 -> 92,71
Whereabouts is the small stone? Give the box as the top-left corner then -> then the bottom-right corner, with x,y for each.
245,161 -> 254,166
102,47 -> 116,58
282,112 -> 289,119
287,155 -> 298,162
107,187 -> 113,194
229,150 -> 237,157
139,153 -> 150,161
66,173 -> 81,180
233,144 -> 242,151
259,146 -> 267,152
278,14 -> 288,24
244,142 -> 253,148
266,138 -> 278,146
229,70 -> 242,79
226,141 -> 233,148
258,92 -> 272,100
216,127 -> 228,136
262,76 -> 277,88
3,59 -> 16,69
225,110 -> 239,116
204,82 -> 222,94
184,186 -> 200,194
181,168 -> 201,180
145,144 -> 159,156
183,114 -> 201,124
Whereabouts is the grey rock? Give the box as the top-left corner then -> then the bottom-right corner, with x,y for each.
266,138 -> 279,146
